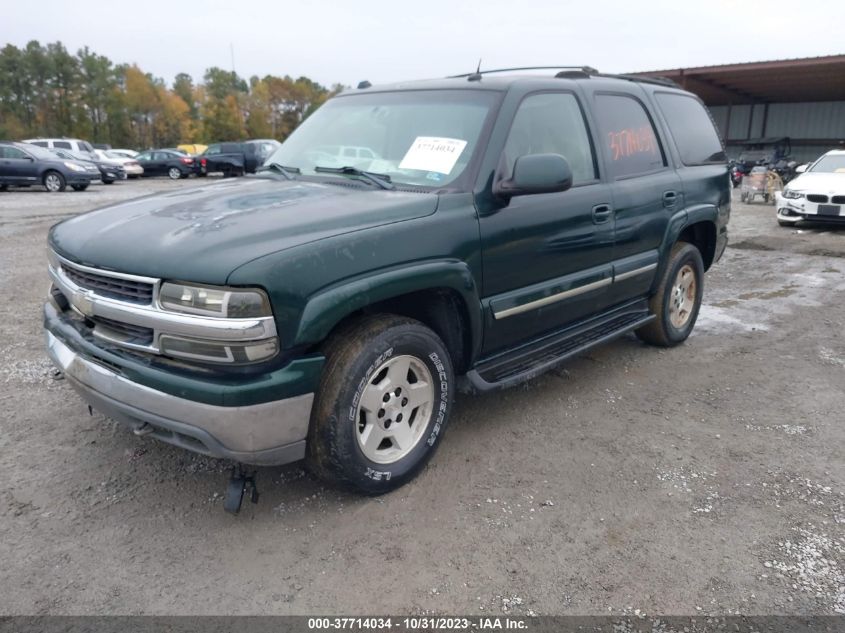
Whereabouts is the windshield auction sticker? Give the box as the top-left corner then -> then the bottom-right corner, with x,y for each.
399,136 -> 468,174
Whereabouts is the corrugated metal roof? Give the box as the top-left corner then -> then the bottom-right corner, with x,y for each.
630,54 -> 845,105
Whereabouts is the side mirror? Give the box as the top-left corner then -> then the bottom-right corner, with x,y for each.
494,153 -> 574,200
795,164 -> 808,174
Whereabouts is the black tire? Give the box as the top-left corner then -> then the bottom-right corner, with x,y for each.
179,172 -> 190,179
167,166 -> 182,180
0,184 -> 8,192
103,179 -> 115,184
307,315 -> 454,495
635,242 -> 704,348
778,219 -> 797,227
43,170 -> 66,192
71,184 -> 89,192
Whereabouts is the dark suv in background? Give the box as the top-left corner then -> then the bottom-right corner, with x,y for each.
196,139 -> 281,177
44,67 -> 728,505
0,141 -> 100,191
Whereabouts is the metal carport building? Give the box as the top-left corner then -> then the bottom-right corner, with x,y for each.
633,54 -> 845,163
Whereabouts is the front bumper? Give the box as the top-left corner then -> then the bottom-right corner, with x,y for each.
776,192 -> 845,223
46,329 -> 315,465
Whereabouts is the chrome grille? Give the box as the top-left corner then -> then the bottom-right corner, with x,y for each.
61,263 -> 154,304
91,316 -> 154,346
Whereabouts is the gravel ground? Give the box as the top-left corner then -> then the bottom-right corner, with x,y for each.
0,178 -> 843,616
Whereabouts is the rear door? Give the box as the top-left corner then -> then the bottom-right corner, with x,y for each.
586,88 -> 682,304
478,90 -> 615,354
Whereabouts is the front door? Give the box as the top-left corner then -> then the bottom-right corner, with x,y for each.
479,91 -> 615,354
0,145 -> 39,184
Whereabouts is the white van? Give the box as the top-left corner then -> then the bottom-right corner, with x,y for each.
22,138 -> 98,161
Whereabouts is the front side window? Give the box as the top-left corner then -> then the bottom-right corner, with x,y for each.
54,141 -> 72,150
266,89 -> 499,188
655,93 -> 725,165
594,94 -> 666,179
503,92 -> 597,185
2,146 -> 28,159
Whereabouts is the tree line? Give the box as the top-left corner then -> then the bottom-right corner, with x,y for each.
0,41 -> 341,149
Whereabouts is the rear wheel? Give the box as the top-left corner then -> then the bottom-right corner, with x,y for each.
103,178 -> 115,184
636,242 -> 704,347
71,184 -> 89,192
168,167 -> 181,180
43,171 -> 66,192
307,315 -> 454,494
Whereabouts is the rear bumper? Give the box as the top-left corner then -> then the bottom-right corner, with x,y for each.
46,330 -> 314,465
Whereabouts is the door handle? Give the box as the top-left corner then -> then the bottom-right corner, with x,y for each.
663,190 -> 678,208
592,204 -> 613,224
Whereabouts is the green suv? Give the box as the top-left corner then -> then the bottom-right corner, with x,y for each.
44,68 -> 729,497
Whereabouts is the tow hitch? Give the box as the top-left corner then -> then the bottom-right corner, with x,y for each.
224,465 -> 260,514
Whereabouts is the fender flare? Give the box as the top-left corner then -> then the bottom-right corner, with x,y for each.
294,260 -> 484,358
651,203 -> 718,292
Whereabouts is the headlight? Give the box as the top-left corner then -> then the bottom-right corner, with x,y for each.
783,189 -> 804,199
64,162 -> 86,172
159,335 -> 279,364
159,282 -> 272,318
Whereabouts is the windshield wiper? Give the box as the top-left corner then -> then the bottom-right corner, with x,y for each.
257,162 -> 301,180
314,165 -> 394,190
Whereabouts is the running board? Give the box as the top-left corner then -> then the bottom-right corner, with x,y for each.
465,302 -> 655,392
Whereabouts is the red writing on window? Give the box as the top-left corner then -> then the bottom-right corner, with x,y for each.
607,127 -> 658,161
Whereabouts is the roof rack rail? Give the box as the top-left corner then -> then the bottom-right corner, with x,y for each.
599,73 -> 680,88
448,66 -> 600,80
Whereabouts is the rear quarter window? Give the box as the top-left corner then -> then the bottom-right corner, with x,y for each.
593,93 -> 666,179
655,92 -> 726,165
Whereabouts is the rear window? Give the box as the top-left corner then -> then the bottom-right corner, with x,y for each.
593,94 -> 666,179
655,93 -> 725,165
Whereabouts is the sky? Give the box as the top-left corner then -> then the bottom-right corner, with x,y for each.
3,0 -> 844,88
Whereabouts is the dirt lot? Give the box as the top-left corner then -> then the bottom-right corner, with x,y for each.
0,178 -> 843,617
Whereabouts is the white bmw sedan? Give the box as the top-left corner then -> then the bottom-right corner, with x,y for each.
776,150 -> 845,226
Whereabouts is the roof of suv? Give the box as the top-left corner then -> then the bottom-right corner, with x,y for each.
341,68 -> 682,96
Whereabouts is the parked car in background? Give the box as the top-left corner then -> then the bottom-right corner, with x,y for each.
177,143 -> 207,156
775,149 -> 845,226
135,149 -> 195,179
50,148 -> 125,184
1,141 -> 100,191
196,139 -> 281,177
93,143 -> 112,151
95,150 -> 143,178
22,138 -> 99,161
110,149 -> 139,159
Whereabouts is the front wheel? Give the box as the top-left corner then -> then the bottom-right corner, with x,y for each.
168,167 -> 182,180
307,315 -> 453,494
636,242 -> 704,347
43,171 -> 66,192
103,179 -> 115,184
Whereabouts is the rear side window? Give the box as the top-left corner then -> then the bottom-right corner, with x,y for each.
655,93 -> 726,165
54,141 -> 72,149
503,92 -> 597,185
31,141 -> 48,147
593,94 -> 665,179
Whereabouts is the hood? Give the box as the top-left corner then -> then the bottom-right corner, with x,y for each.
787,171 -> 845,193
50,176 -> 437,284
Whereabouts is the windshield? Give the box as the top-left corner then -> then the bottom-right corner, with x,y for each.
25,144 -> 63,160
810,154 -> 845,173
265,89 -> 499,188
